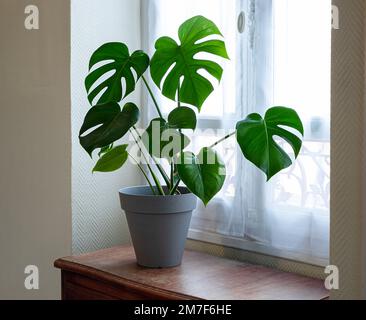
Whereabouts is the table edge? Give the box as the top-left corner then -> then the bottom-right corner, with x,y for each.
54,258 -> 202,300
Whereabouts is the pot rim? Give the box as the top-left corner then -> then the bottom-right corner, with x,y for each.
119,185 -> 194,198
119,185 -> 197,214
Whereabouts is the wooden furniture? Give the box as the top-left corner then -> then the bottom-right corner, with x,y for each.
54,245 -> 329,300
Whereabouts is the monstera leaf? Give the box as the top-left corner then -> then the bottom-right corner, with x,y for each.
93,145 -> 129,173
150,16 -> 229,111
141,118 -> 190,159
168,107 -> 197,130
236,107 -> 304,181
79,102 -> 139,157
177,148 -> 226,205
85,42 -> 149,105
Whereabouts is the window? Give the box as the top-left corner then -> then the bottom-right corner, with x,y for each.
142,0 -> 331,265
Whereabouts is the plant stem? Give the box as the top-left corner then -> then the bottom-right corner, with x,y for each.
154,157 -> 171,189
128,152 -> 156,195
147,164 -> 165,196
170,179 -> 181,195
142,75 -> 164,119
130,128 -> 165,196
131,125 -> 171,188
209,131 -> 236,149
170,162 -> 174,189
177,85 -> 181,108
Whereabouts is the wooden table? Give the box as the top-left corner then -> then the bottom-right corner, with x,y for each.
54,245 -> 329,300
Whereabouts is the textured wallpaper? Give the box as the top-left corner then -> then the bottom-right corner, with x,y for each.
330,0 -> 366,300
71,0 -> 142,254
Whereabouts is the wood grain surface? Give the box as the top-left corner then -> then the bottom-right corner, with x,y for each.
54,245 -> 329,300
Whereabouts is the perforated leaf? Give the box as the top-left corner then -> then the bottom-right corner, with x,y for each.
85,42 -> 149,105
150,16 -> 229,111
236,107 -> 304,181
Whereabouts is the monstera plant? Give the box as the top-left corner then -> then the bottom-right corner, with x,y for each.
79,16 -> 303,267
80,15 -> 303,204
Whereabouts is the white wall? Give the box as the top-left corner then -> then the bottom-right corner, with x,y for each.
71,0 -> 141,254
0,0 -> 71,299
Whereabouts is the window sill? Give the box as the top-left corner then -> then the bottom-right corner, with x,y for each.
188,229 -> 329,270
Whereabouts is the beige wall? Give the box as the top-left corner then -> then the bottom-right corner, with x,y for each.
71,0 -> 141,254
0,0 -> 71,299
330,0 -> 366,300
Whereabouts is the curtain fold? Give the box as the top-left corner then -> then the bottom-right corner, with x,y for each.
141,0 -> 330,265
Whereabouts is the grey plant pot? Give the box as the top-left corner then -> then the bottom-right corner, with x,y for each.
119,186 -> 197,268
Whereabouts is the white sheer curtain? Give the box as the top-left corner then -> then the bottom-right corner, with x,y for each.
141,0 -> 331,265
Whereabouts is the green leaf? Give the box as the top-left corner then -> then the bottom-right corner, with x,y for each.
236,107 -> 304,181
93,145 -> 128,173
168,107 -> 197,130
98,144 -> 113,157
141,118 -> 190,159
79,102 -> 139,157
85,42 -> 149,105
177,147 -> 226,205
150,16 -> 229,111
